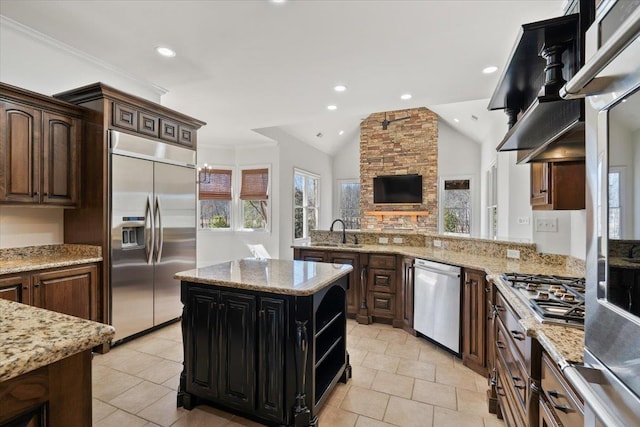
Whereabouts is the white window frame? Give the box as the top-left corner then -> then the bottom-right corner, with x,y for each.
293,168 -> 320,243
237,164 -> 271,233
337,179 -> 361,231
197,164 -> 234,233
439,175 -> 474,237
486,162 -> 498,240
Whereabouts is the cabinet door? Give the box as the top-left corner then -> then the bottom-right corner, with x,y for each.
32,264 -> 97,320
41,111 -> 80,206
401,257 -> 414,330
462,269 -> 486,375
369,268 -> 396,293
0,101 -> 41,204
178,125 -> 196,148
0,274 -> 30,304
160,118 -> 179,143
138,111 -> 160,138
185,288 -> 220,399
531,162 -> 551,208
368,292 -> 396,318
257,297 -> 286,422
297,250 -> 327,263
327,252 -> 359,316
112,102 -> 137,131
219,292 -> 256,411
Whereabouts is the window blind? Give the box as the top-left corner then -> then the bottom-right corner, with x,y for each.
199,169 -> 232,200
240,168 -> 269,200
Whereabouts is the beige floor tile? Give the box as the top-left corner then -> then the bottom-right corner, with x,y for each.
94,347 -> 165,375
318,404 -> 359,427
347,335 -> 362,349
325,382 -> 351,407
92,398 -> 117,424
418,344 -> 455,367
396,359 -> 436,382
412,379 -> 457,410
355,416 -> 398,427
155,343 -> 184,362
348,348 -> 368,366
169,405 -> 234,427
362,352 -> 401,373
137,359 -> 184,384
137,390 -> 188,427
383,395 -> 434,427
435,365 -> 479,392
350,324 -> 381,339
226,415 -> 267,426
376,328 -> 408,344
129,337 -> 178,355
433,406 -> 485,427
483,416 -> 506,427
385,342 -> 420,360
347,319 -> 358,333
108,380 -> 171,413
356,337 -> 389,354
475,373 -> 490,393
371,371 -> 414,399
92,368 -> 143,401
457,388 -> 490,416
94,409 -> 149,427
350,364 -> 378,389
340,385 -> 390,420
161,373 -> 181,390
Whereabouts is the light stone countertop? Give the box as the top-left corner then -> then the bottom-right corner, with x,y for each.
294,243 -> 585,367
0,244 -> 102,275
0,299 -> 115,381
175,258 -> 353,296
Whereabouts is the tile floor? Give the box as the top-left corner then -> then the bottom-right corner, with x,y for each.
91,319 -> 505,427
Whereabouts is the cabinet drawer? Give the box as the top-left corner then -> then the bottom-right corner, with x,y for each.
368,292 -> 395,318
112,102 -> 137,131
160,118 -> 179,143
541,353 -> 584,427
138,111 -> 160,137
369,254 -> 396,269
296,250 -> 327,263
178,125 -> 196,147
495,292 -> 527,362
496,317 -> 528,413
496,353 -> 527,427
369,268 -> 395,293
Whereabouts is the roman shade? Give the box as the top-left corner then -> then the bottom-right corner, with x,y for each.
199,169 -> 232,200
240,168 -> 269,200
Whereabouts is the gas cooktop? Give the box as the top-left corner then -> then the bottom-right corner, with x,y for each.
502,273 -> 585,328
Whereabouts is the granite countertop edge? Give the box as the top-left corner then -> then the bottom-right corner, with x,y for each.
0,244 -> 103,275
0,299 -> 115,382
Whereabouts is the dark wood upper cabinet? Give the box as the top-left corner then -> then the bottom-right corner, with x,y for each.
160,118 -> 179,143
530,161 -> 585,210
0,83 -> 82,207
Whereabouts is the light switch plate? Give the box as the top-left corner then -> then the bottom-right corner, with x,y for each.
379,237 -> 389,244
393,237 -> 403,244
535,218 -> 558,232
433,239 -> 442,247
507,249 -> 521,259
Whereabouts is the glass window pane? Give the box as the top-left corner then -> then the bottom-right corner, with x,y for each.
294,207 -> 304,239
307,178 -> 318,207
200,200 -> 231,229
306,207 -> 317,233
339,182 -> 361,230
243,200 -> 268,229
294,174 -> 304,207
443,180 -> 470,235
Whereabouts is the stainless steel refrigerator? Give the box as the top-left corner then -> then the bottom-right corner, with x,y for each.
109,130 -> 196,342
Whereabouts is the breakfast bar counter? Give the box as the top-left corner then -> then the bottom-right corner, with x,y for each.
175,258 -> 352,427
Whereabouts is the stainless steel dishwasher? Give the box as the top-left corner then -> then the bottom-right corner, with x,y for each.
413,258 -> 461,355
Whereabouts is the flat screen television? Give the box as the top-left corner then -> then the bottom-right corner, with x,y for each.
373,174 -> 422,204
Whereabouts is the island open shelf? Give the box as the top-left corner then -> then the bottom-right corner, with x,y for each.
175,258 -> 352,427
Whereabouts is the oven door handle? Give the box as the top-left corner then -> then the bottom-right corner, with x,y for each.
560,6 -> 640,99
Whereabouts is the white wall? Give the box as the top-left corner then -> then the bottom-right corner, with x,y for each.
332,133 -> 360,221
0,207 -> 63,248
438,119 -> 482,237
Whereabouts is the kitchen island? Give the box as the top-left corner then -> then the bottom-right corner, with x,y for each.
174,258 -> 353,427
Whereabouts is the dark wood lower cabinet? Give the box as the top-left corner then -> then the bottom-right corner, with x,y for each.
539,352 -> 584,427
179,277 -> 349,426
462,268 -> 487,376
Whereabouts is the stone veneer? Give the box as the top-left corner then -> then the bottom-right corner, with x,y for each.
360,107 -> 438,233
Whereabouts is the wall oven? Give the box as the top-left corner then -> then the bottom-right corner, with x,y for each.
561,0 -> 640,425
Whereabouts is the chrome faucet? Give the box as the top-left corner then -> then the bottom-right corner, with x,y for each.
330,219 -> 347,244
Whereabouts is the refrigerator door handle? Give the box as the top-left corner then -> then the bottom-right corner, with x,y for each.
145,195 -> 155,265
155,195 -> 164,263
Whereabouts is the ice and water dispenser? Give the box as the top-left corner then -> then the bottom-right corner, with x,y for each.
121,216 -> 145,249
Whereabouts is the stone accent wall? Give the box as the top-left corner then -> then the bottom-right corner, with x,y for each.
360,107 -> 438,232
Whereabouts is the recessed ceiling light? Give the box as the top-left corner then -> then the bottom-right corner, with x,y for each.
156,46 -> 176,57
401,93 -> 412,100
327,105 -> 337,111
454,118 -> 460,123
339,130 -> 344,135
482,66 -> 498,74
334,85 -> 347,92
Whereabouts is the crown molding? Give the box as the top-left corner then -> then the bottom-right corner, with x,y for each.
0,15 -> 167,97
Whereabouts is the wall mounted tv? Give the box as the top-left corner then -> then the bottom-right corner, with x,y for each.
373,174 -> 423,204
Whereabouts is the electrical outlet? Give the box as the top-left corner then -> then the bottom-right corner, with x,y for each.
393,237 -> 403,244
433,239 -> 442,247
379,237 -> 389,244
506,249 -> 521,259
517,217 -> 530,225
535,218 -> 558,232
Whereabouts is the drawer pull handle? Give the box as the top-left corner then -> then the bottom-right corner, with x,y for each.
496,341 -> 506,350
510,330 -> 525,341
495,304 -> 505,312
547,390 -> 572,413
512,376 -> 526,390
496,385 -> 506,397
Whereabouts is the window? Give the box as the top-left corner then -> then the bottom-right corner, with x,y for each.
487,163 -> 498,239
294,169 -> 319,240
609,167 -> 625,239
441,178 -> 471,235
240,167 -> 269,230
338,180 -> 361,230
199,168 -> 232,229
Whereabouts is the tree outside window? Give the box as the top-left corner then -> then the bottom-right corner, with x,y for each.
240,168 -> 269,230
294,169 -> 319,240
442,179 -> 471,235
198,168 -> 232,229
339,180 -> 361,230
